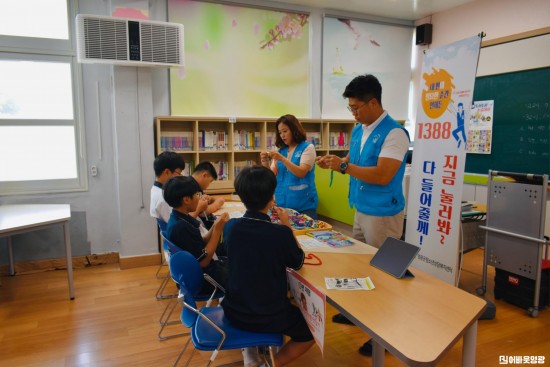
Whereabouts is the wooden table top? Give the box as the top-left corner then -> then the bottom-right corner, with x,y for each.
298,251 -> 487,366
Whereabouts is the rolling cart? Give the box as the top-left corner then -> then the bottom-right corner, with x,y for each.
476,170 -> 549,317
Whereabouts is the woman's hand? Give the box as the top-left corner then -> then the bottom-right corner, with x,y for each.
268,151 -> 284,162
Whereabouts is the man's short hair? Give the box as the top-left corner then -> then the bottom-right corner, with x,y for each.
154,151 -> 185,177
343,74 -> 382,105
163,176 -> 201,208
193,161 -> 218,180
235,166 -> 276,211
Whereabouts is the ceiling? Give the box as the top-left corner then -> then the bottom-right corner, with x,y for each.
266,0 -> 478,21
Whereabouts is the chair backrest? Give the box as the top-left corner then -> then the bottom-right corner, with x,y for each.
160,230 -> 182,256
157,218 -> 168,232
169,251 -> 204,328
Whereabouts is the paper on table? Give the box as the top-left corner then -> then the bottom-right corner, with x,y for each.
296,235 -> 330,250
325,277 -> 375,290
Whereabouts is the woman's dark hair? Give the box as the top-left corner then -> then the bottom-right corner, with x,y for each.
342,74 -> 382,105
162,176 -> 201,208
274,114 -> 307,148
235,166 -> 276,211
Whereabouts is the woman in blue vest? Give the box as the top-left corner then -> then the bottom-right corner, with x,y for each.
260,114 -> 319,219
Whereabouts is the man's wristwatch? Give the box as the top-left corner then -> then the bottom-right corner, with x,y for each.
339,161 -> 349,174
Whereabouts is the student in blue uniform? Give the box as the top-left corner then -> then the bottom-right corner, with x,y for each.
222,166 -> 314,367
163,176 -> 230,289
260,114 -> 318,219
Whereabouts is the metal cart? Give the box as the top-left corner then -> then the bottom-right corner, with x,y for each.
476,170 -> 549,317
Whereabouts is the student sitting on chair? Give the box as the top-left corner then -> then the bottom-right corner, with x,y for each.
150,151 -> 186,225
222,166 -> 314,367
163,176 -> 230,289
190,161 -> 226,228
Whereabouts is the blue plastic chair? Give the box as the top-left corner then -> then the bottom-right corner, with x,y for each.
155,219 -> 169,279
169,251 -> 283,367
158,232 -> 224,341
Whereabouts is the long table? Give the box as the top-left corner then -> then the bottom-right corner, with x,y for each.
298,248 -> 486,366
0,204 -> 74,300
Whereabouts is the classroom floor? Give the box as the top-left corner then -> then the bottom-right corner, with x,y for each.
1,226 -> 549,366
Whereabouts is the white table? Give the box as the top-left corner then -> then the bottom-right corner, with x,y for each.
0,204 -> 74,300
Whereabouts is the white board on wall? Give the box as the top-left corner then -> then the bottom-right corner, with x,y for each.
477,33 -> 550,76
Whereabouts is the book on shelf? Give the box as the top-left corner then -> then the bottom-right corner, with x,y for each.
182,160 -> 194,176
266,131 -> 277,150
234,160 -> 257,177
160,131 -> 193,151
306,230 -> 353,248
307,131 -> 322,148
210,160 -> 229,180
233,129 -> 261,150
199,130 -> 228,151
329,131 -> 349,149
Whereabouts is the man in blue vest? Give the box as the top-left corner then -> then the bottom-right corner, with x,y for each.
316,74 -> 410,357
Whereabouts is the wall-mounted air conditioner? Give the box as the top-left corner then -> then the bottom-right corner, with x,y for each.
76,14 -> 184,67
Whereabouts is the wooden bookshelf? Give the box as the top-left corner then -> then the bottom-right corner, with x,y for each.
155,116 -> 357,194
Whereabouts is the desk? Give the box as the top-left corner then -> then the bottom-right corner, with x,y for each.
0,204 -> 74,300
299,251 -> 486,366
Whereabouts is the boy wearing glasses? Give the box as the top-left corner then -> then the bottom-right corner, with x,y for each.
316,74 -> 410,357
163,176 -> 230,289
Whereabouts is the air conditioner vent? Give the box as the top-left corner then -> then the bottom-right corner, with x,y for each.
76,14 -> 184,67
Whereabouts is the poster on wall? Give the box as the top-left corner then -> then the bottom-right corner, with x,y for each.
168,0 -> 310,117
321,16 -> 413,121
467,100 -> 494,153
405,35 -> 482,285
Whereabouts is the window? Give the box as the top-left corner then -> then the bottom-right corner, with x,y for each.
0,0 -> 86,195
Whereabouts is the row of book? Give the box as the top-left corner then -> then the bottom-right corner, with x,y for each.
160,130 -> 350,152
160,132 -> 193,151
233,130 -> 261,150
234,160 -> 257,177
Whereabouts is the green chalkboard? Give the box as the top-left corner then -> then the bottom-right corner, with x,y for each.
466,67 -> 550,175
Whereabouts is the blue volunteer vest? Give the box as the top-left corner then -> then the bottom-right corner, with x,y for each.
274,141 -> 318,212
348,115 -> 409,216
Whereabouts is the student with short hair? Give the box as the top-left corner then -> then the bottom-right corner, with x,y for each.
150,151 -> 186,224
163,176 -> 230,289
222,166 -> 314,367
191,161 -> 225,215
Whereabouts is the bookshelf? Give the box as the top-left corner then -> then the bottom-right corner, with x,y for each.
155,116 -> 357,194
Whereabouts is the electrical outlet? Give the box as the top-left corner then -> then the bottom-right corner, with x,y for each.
90,165 -> 98,176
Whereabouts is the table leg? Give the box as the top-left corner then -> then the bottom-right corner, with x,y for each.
63,222 -> 75,300
7,236 -> 15,275
462,320 -> 478,367
372,339 -> 385,367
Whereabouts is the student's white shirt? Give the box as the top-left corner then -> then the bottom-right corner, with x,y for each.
360,111 -> 409,161
150,185 -> 171,223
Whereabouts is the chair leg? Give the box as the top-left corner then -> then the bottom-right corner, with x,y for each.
155,258 -> 167,279
158,299 -> 189,340
156,274 -> 178,300
173,337 -> 195,367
